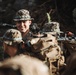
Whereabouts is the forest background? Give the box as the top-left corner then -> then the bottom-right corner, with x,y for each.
0,0 -> 76,34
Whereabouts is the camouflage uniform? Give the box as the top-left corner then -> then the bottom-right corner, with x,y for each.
13,9 -> 33,47
2,29 -> 24,59
13,9 -> 36,55
13,9 -> 65,75
13,9 -> 33,21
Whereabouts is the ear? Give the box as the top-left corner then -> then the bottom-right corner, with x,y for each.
29,20 -> 32,25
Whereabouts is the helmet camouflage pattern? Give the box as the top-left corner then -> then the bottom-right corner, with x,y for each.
3,29 -> 23,45
13,9 -> 33,21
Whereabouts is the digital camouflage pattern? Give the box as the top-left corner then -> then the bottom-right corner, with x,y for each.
13,9 -> 33,21
2,29 -> 23,45
42,22 -> 63,35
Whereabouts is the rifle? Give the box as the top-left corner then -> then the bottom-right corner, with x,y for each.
0,23 -> 16,28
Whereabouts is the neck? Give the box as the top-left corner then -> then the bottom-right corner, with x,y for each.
22,30 -> 29,38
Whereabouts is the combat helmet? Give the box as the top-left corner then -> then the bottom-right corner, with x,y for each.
13,9 -> 33,21
3,29 -> 23,45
